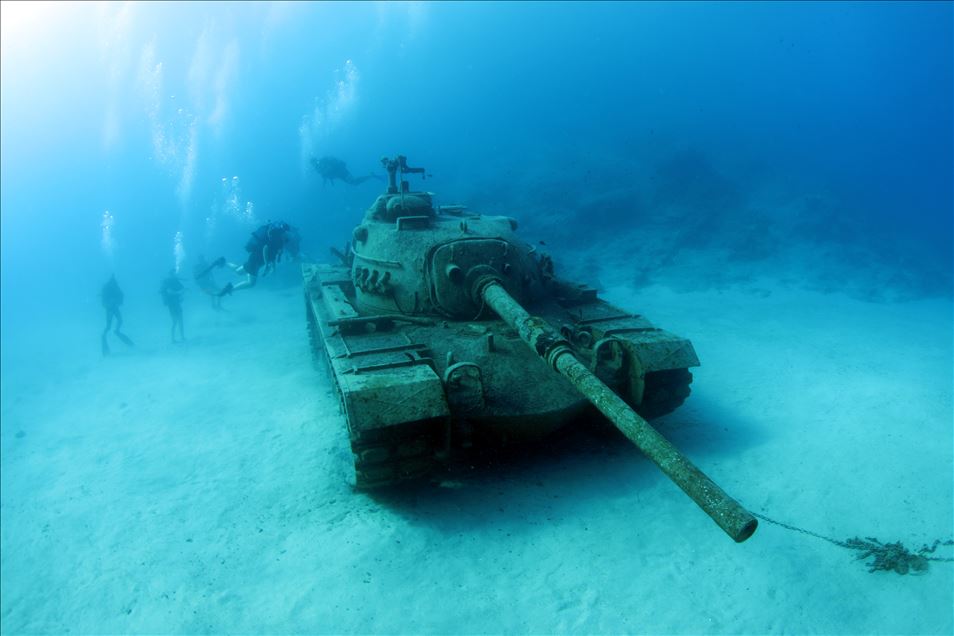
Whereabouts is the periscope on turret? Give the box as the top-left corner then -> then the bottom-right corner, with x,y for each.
302,155 -> 756,542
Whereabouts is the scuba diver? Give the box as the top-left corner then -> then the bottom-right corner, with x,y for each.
202,221 -> 301,296
159,270 -> 186,343
100,275 -> 135,356
310,156 -> 383,186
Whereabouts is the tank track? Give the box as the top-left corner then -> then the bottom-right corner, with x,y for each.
636,368 -> 693,420
348,422 -> 440,489
306,292 -> 439,489
308,288 -> 692,486
306,301 -> 326,373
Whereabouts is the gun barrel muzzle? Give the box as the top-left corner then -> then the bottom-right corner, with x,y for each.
479,279 -> 757,542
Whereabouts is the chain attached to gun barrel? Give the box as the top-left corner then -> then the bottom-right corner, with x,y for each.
754,511 -> 954,575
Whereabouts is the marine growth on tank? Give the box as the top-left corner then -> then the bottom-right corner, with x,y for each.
1,2 -> 951,634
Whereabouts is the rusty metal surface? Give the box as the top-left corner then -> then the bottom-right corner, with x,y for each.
300,159 -> 708,499
479,280 -> 756,542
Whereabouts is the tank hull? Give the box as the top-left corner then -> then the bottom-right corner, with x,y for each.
304,262 -> 699,488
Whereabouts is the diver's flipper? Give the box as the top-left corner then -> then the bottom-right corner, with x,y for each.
196,256 -> 227,279
101,335 -> 110,356
348,174 -> 385,186
217,282 -> 234,297
116,332 -> 134,347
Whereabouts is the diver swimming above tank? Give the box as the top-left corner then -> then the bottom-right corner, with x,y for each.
310,155 -> 383,187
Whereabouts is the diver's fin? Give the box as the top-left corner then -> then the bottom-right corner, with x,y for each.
196,256 -> 227,279
116,332 -> 134,347
101,335 -> 110,356
217,282 -> 234,297
357,175 -> 370,185
349,174 -> 381,185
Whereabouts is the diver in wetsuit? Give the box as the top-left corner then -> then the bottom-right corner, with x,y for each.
203,221 -> 301,296
310,156 -> 383,186
100,275 -> 134,356
159,270 -> 185,343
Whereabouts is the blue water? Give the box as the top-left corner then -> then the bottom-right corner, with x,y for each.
1,1 -> 951,315
1,2 -> 952,633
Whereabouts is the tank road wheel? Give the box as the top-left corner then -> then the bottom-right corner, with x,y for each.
637,368 -> 693,420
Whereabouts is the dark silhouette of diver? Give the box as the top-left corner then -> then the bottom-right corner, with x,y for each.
310,156 -> 383,186
159,270 -> 185,343
100,275 -> 135,356
200,221 -> 301,296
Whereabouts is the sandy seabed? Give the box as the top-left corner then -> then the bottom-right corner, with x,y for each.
1,277 -> 952,634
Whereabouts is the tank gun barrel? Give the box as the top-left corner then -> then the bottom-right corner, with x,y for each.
476,277 -> 757,542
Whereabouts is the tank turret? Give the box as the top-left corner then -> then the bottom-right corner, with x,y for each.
303,155 -> 756,542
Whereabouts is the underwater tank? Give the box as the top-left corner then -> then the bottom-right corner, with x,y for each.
303,155 -> 756,542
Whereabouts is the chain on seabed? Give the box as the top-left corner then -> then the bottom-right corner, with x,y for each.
753,512 -> 954,575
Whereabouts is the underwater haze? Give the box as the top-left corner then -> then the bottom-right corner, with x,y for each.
1,1 -> 952,309
2,2 -> 952,634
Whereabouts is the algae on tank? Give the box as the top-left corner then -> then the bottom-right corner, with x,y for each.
303,155 -> 757,543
